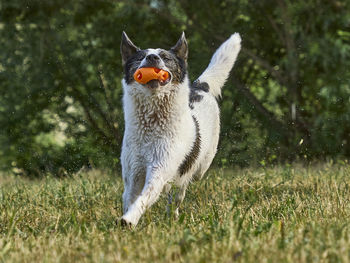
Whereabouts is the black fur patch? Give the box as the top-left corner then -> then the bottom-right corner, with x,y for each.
159,50 -> 187,84
189,91 -> 203,110
178,116 -> 201,176
192,80 -> 209,92
189,80 -> 209,109
124,50 -> 147,84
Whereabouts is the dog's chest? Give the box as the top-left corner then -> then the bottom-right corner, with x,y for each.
132,92 -> 178,136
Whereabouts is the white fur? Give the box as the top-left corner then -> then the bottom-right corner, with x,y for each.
120,34 -> 241,226
198,33 -> 241,98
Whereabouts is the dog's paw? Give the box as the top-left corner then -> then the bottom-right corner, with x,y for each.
174,208 -> 180,220
116,217 -> 134,228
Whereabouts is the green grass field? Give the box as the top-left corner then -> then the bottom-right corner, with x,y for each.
1,163 -> 350,262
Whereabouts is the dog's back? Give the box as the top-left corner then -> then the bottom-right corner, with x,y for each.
119,32 -> 241,226
178,33 -> 242,184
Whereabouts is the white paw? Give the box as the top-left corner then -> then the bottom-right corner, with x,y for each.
174,208 -> 180,220
118,217 -> 134,228
119,210 -> 140,227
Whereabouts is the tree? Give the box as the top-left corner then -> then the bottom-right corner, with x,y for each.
0,0 -> 349,176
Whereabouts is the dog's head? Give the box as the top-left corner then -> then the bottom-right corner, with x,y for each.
121,32 -> 188,91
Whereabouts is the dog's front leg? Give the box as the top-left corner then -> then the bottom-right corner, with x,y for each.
121,167 -> 170,226
122,168 -> 145,214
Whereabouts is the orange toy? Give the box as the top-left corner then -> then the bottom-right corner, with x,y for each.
133,67 -> 169,84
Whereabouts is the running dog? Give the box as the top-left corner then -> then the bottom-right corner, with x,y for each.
120,31 -> 241,226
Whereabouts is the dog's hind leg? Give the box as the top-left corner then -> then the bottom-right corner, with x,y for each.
164,184 -> 186,219
174,183 -> 188,219
163,183 -> 173,217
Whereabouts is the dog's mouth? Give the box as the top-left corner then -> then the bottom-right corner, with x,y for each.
141,67 -> 171,89
145,79 -> 170,89
134,67 -> 171,89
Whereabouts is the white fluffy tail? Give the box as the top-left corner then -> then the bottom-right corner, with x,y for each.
197,33 -> 241,98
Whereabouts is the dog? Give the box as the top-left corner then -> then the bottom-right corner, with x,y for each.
119,31 -> 241,226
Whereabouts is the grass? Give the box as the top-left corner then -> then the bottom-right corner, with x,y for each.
1,163 -> 350,262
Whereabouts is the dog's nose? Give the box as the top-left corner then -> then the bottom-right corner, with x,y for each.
146,54 -> 160,63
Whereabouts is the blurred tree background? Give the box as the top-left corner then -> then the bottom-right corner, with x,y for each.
0,0 -> 349,176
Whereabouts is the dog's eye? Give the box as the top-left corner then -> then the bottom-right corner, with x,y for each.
131,51 -> 146,63
161,56 -> 172,62
136,56 -> 146,62
159,52 -> 173,62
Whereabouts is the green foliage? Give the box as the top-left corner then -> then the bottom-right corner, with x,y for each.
1,164 -> 350,262
0,0 -> 349,175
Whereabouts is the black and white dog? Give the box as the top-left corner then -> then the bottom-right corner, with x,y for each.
120,32 -> 241,226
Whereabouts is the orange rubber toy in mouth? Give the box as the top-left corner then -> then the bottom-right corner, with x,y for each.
133,67 -> 170,85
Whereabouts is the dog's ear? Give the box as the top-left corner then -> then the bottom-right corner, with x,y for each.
171,32 -> 188,61
121,31 -> 140,65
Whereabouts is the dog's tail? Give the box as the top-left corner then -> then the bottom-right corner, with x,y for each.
196,33 -> 241,98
